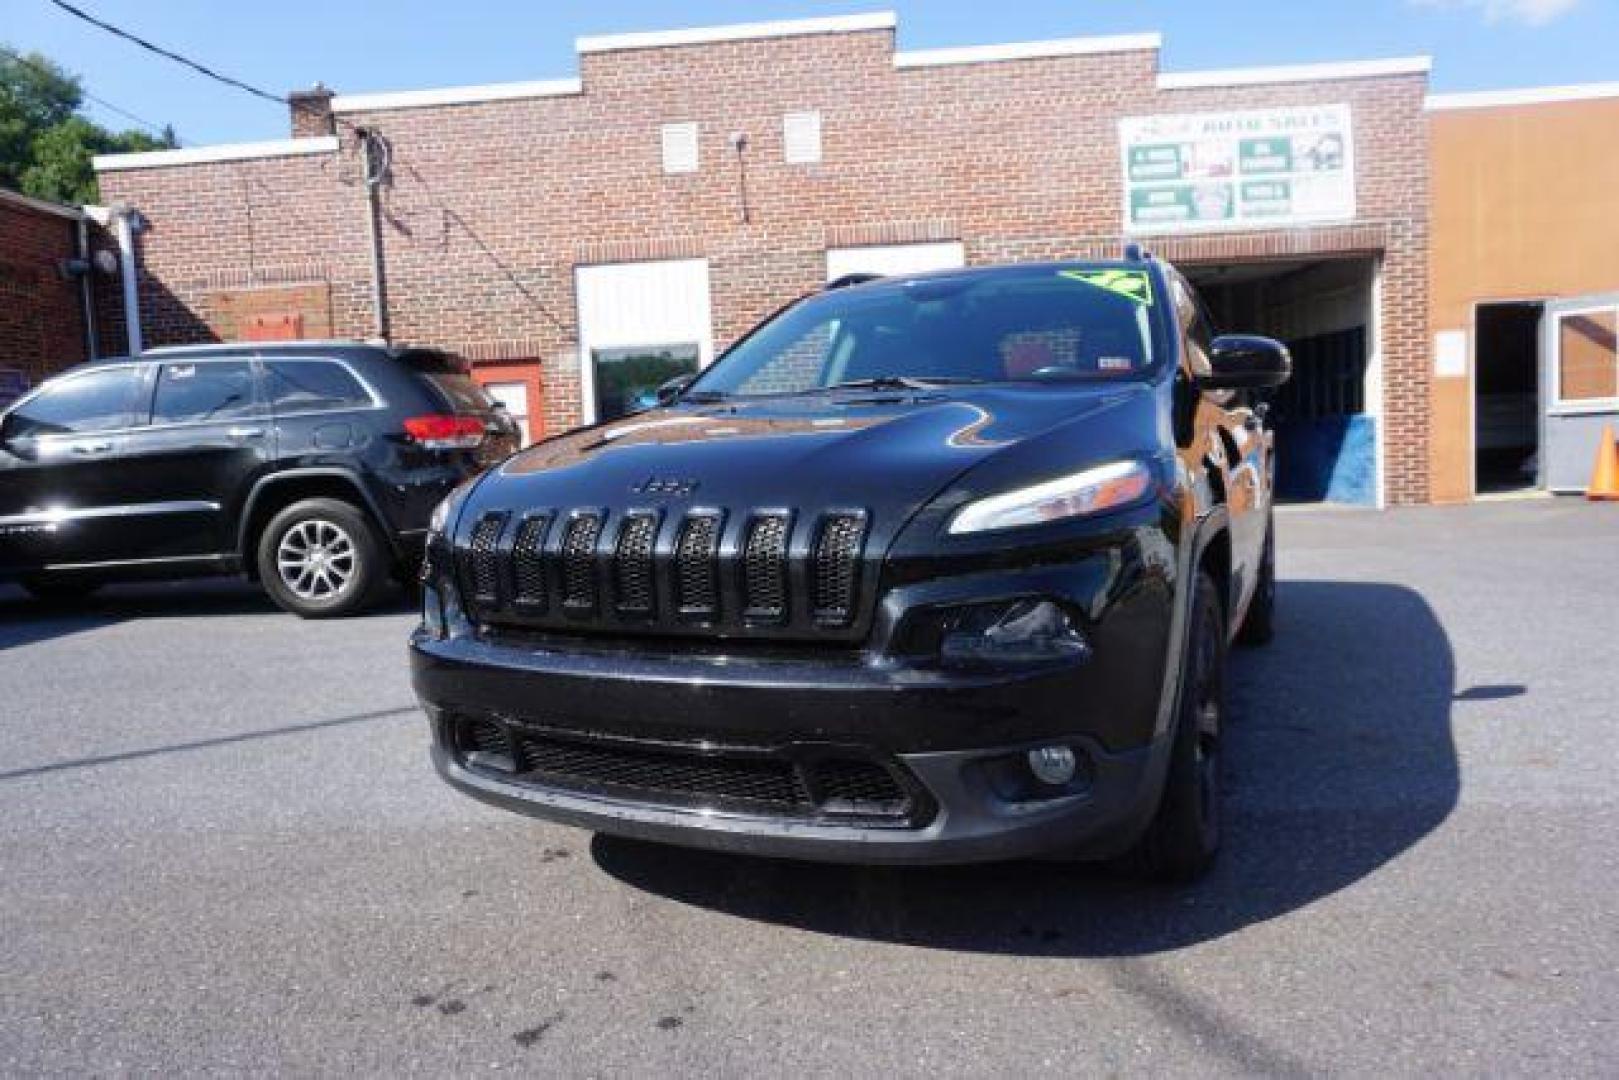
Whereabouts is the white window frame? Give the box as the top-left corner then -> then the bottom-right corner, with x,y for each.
660,122 -> 699,175
783,111 -> 822,165
1548,303 -> 1619,415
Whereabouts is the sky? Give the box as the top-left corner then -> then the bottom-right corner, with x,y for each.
6,0 -> 1617,146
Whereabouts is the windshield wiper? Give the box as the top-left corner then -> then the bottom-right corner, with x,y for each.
822,376 -> 985,393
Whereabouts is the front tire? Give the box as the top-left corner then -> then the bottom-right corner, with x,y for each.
256,498 -> 388,619
1128,571 -> 1226,882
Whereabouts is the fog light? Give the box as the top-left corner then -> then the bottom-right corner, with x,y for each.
1027,745 -> 1077,786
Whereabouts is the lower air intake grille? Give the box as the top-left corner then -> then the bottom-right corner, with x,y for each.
449,719 -> 923,825
742,514 -> 790,620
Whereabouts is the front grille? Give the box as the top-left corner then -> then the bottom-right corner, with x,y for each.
613,513 -> 659,615
742,514 -> 791,621
455,506 -> 874,640
561,513 -> 603,611
450,717 -> 923,825
512,515 -> 551,610
466,513 -> 507,604
812,513 -> 867,624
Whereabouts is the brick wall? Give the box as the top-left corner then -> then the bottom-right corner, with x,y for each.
0,193 -> 93,388
96,23 -> 1431,502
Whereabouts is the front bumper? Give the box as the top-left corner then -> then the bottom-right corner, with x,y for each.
410,547 -> 1178,864
425,715 -> 1167,865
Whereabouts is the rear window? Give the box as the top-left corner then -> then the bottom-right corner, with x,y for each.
152,361 -> 261,424
264,360 -> 372,413
424,373 -> 496,413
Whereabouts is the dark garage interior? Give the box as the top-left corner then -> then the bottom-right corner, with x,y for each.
1189,257 -> 1378,505
1472,302 -> 1542,494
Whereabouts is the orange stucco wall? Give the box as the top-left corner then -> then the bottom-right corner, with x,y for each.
1429,95 -> 1619,501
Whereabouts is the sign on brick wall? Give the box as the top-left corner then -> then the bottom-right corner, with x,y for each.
1119,104 -> 1355,234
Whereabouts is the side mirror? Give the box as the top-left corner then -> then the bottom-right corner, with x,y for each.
655,373 -> 696,406
1197,335 -> 1291,391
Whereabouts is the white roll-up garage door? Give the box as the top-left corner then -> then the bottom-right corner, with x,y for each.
576,258 -> 714,424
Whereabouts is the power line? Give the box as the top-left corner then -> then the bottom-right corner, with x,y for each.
37,0 -> 570,332
0,42 -> 177,142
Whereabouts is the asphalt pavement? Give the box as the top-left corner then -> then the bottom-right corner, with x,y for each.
1,499 -> 1615,1076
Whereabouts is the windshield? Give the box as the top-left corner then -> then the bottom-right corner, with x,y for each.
687,265 -> 1159,399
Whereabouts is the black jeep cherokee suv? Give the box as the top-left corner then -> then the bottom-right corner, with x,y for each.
412,255 -> 1289,878
0,341 -> 518,617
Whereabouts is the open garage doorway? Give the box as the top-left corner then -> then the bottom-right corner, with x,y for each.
1472,302 -> 1543,495
1186,257 -> 1379,506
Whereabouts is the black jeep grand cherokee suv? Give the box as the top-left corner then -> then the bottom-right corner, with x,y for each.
0,341 -> 517,617
412,255 -> 1289,878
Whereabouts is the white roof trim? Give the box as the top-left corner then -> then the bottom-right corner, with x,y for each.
1426,81 -> 1619,111
894,33 -> 1160,69
0,187 -> 84,220
332,78 -> 582,113
94,136 -> 340,172
1159,56 -> 1432,90
577,11 -> 896,53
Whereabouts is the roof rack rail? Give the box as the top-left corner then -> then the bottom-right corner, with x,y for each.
140,338 -> 373,356
825,273 -> 884,290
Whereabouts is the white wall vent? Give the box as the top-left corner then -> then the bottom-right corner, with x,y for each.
783,111 -> 822,164
661,122 -> 699,174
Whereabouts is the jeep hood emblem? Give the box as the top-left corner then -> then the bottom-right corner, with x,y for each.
631,475 -> 700,496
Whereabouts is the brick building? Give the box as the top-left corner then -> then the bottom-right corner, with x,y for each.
92,12 -> 1434,504
0,188 -> 120,400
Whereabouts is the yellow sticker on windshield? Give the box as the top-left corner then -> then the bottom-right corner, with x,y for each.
1058,269 -> 1154,306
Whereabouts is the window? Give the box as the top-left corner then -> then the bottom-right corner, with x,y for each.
483,381 -> 532,443
424,373 -> 495,414
661,122 -> 699,175
151,361 -> 261,424
264,360 -> 372,413
1555,308 -> 1618,403
593,344 -> 700,421
688,266 -> 1158,399
1171,273 -> 1215,379
4,367 -> 137,438
783,111 -> 822,165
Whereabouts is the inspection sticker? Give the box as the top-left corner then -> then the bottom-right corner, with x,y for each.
1058,268 -> 1154,306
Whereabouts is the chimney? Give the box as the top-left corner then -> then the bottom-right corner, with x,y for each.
288,82 -> 335,138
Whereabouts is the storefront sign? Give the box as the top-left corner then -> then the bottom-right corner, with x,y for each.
1119,105 -> 1355,234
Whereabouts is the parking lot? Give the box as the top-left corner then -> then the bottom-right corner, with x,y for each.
2,500 -> 1615,1076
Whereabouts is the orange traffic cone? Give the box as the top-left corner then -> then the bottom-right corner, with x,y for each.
1589,425 -> 1619,501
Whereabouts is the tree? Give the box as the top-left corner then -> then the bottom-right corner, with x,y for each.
1,46 -> 176,204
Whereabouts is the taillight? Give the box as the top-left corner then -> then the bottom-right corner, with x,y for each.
403,414 -> 486,450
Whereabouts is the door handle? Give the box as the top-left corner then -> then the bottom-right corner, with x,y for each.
227,427 -> 265,440
71,440 -> 113,455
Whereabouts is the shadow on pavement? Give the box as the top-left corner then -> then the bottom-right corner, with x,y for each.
591,580 -> 1462,957
0,579 -> 417,650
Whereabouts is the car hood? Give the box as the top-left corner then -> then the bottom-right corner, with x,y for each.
470,384 -> 1154,531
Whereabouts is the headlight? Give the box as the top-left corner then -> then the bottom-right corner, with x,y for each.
429,479 -> 477,538
947,460 -> 1152,535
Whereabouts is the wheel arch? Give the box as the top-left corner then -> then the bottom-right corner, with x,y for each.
238,469 -> 399,578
